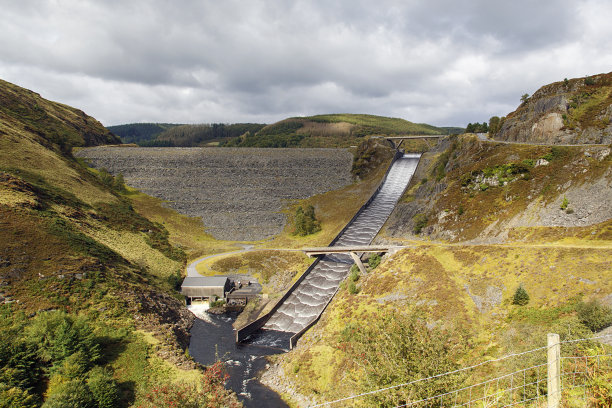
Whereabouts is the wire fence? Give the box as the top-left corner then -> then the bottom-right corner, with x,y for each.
310,333 -> 612,408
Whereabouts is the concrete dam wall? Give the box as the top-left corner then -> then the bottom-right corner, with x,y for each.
241,153 -> 421,347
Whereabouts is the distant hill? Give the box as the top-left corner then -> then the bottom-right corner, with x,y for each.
107,122 -> 181,144
108,122 -> 266,146
493,71 -> 612,144
153,123 -> 266,146
223,113 -> 449,148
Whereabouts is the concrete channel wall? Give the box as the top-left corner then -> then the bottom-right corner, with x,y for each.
235,150 -> 407,344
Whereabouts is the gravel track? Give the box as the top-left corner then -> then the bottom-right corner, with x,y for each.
77,147 -> 354,241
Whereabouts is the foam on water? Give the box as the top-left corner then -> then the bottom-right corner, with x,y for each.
263,154 -> 420,334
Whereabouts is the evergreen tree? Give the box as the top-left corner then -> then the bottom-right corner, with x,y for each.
512,285 -> 530,306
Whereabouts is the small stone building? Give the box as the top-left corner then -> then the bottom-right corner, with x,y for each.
181,276 -> 230,303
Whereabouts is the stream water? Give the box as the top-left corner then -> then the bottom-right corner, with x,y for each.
188,306 -> 288,408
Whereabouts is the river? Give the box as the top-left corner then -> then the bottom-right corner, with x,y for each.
188,305 -> 288,408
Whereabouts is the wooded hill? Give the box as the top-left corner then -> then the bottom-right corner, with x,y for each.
108,114 -> 461,148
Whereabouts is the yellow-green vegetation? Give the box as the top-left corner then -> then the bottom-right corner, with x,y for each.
564,77 -> 612,130
280,240 -> 612,405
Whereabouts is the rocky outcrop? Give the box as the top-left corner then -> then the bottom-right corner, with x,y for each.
494,72 -> 612,145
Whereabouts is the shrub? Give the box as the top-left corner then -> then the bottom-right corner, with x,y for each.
560,196 -> 569,211
349,265 -> 360,282
87,367 -> 119,408
576,300 -> 612,332
293,205 -> 321,236
413,213 -> 428,234
167,269 -> 183,291
347,281 -> 359,295
368,254 -> 381,269
0,384 -> 37,408
42,379 -> 95,408
520,93 -> 530,103
209,300 -> 226,308
512,285 -> 530,306
25,311 -> 100,370
136,361 -> 240,408
345,311 -> 465,406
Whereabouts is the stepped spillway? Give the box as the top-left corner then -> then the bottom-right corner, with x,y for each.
262,153 -> 421,334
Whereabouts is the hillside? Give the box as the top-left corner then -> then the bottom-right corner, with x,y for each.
0,79 -> 240,407
107,123 -> 181,144
493,71 -> 612,144
262,137 -> 612,404
222,114 -> 448,148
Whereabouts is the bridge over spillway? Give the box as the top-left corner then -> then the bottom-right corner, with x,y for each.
236,152 -> 422,349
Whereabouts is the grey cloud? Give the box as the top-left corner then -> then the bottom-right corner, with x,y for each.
0,0 -> 610,127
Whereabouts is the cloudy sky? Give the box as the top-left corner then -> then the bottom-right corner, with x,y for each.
1,1 -> 611,127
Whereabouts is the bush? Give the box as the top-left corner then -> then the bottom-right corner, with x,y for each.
368,254 -> 381,269
512,285 -> 530,306
293,205 -> 321,236
25,311 -> 100,370
0,384 -> 37,408
413,213 -> 428,234
349,265 -> 360,282
560,196 -> 569,211
344,311 -> 465,406
167,269 -> 183,292
576,300 -> 612,332
136,361 -> 240,408
42,379 -> 95,408
87,367 -> 119,408
347,281 -> 360,295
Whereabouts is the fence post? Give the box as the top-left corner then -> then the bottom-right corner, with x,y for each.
547,333 -> 561,408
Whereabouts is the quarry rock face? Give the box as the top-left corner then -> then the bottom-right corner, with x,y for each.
495,72 -> 612,145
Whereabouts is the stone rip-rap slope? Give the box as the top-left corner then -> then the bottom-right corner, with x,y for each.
77,147 -> 354,241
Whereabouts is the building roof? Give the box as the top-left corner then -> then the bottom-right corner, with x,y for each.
181,276 -> 229,288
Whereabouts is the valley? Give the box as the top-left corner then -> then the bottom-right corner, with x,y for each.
1,71 -> 611,408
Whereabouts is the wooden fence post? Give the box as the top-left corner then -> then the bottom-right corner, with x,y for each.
547,333 -> 561,408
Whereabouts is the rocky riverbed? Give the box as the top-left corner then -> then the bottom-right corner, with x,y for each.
77,147 -> 354,241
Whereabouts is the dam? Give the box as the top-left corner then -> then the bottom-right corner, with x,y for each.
240,152 -> 421,346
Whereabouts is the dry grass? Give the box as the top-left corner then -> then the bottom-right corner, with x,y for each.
280,235 -> 612,404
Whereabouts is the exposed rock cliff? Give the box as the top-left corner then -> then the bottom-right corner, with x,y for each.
494,72 -> 612,145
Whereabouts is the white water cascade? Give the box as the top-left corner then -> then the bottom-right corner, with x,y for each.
262,153 -> 421,334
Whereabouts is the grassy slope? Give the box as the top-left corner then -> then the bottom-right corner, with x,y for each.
0,79 -> 221,405
272,135 -> 612,405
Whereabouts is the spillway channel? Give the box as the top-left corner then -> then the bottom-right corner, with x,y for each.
257,153 -> 421,340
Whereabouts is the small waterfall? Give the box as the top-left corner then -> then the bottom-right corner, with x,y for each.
262,153 -> 420,335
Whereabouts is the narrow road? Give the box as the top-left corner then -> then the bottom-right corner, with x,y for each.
186,245 -> 302,277
186,245 -> 254,277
